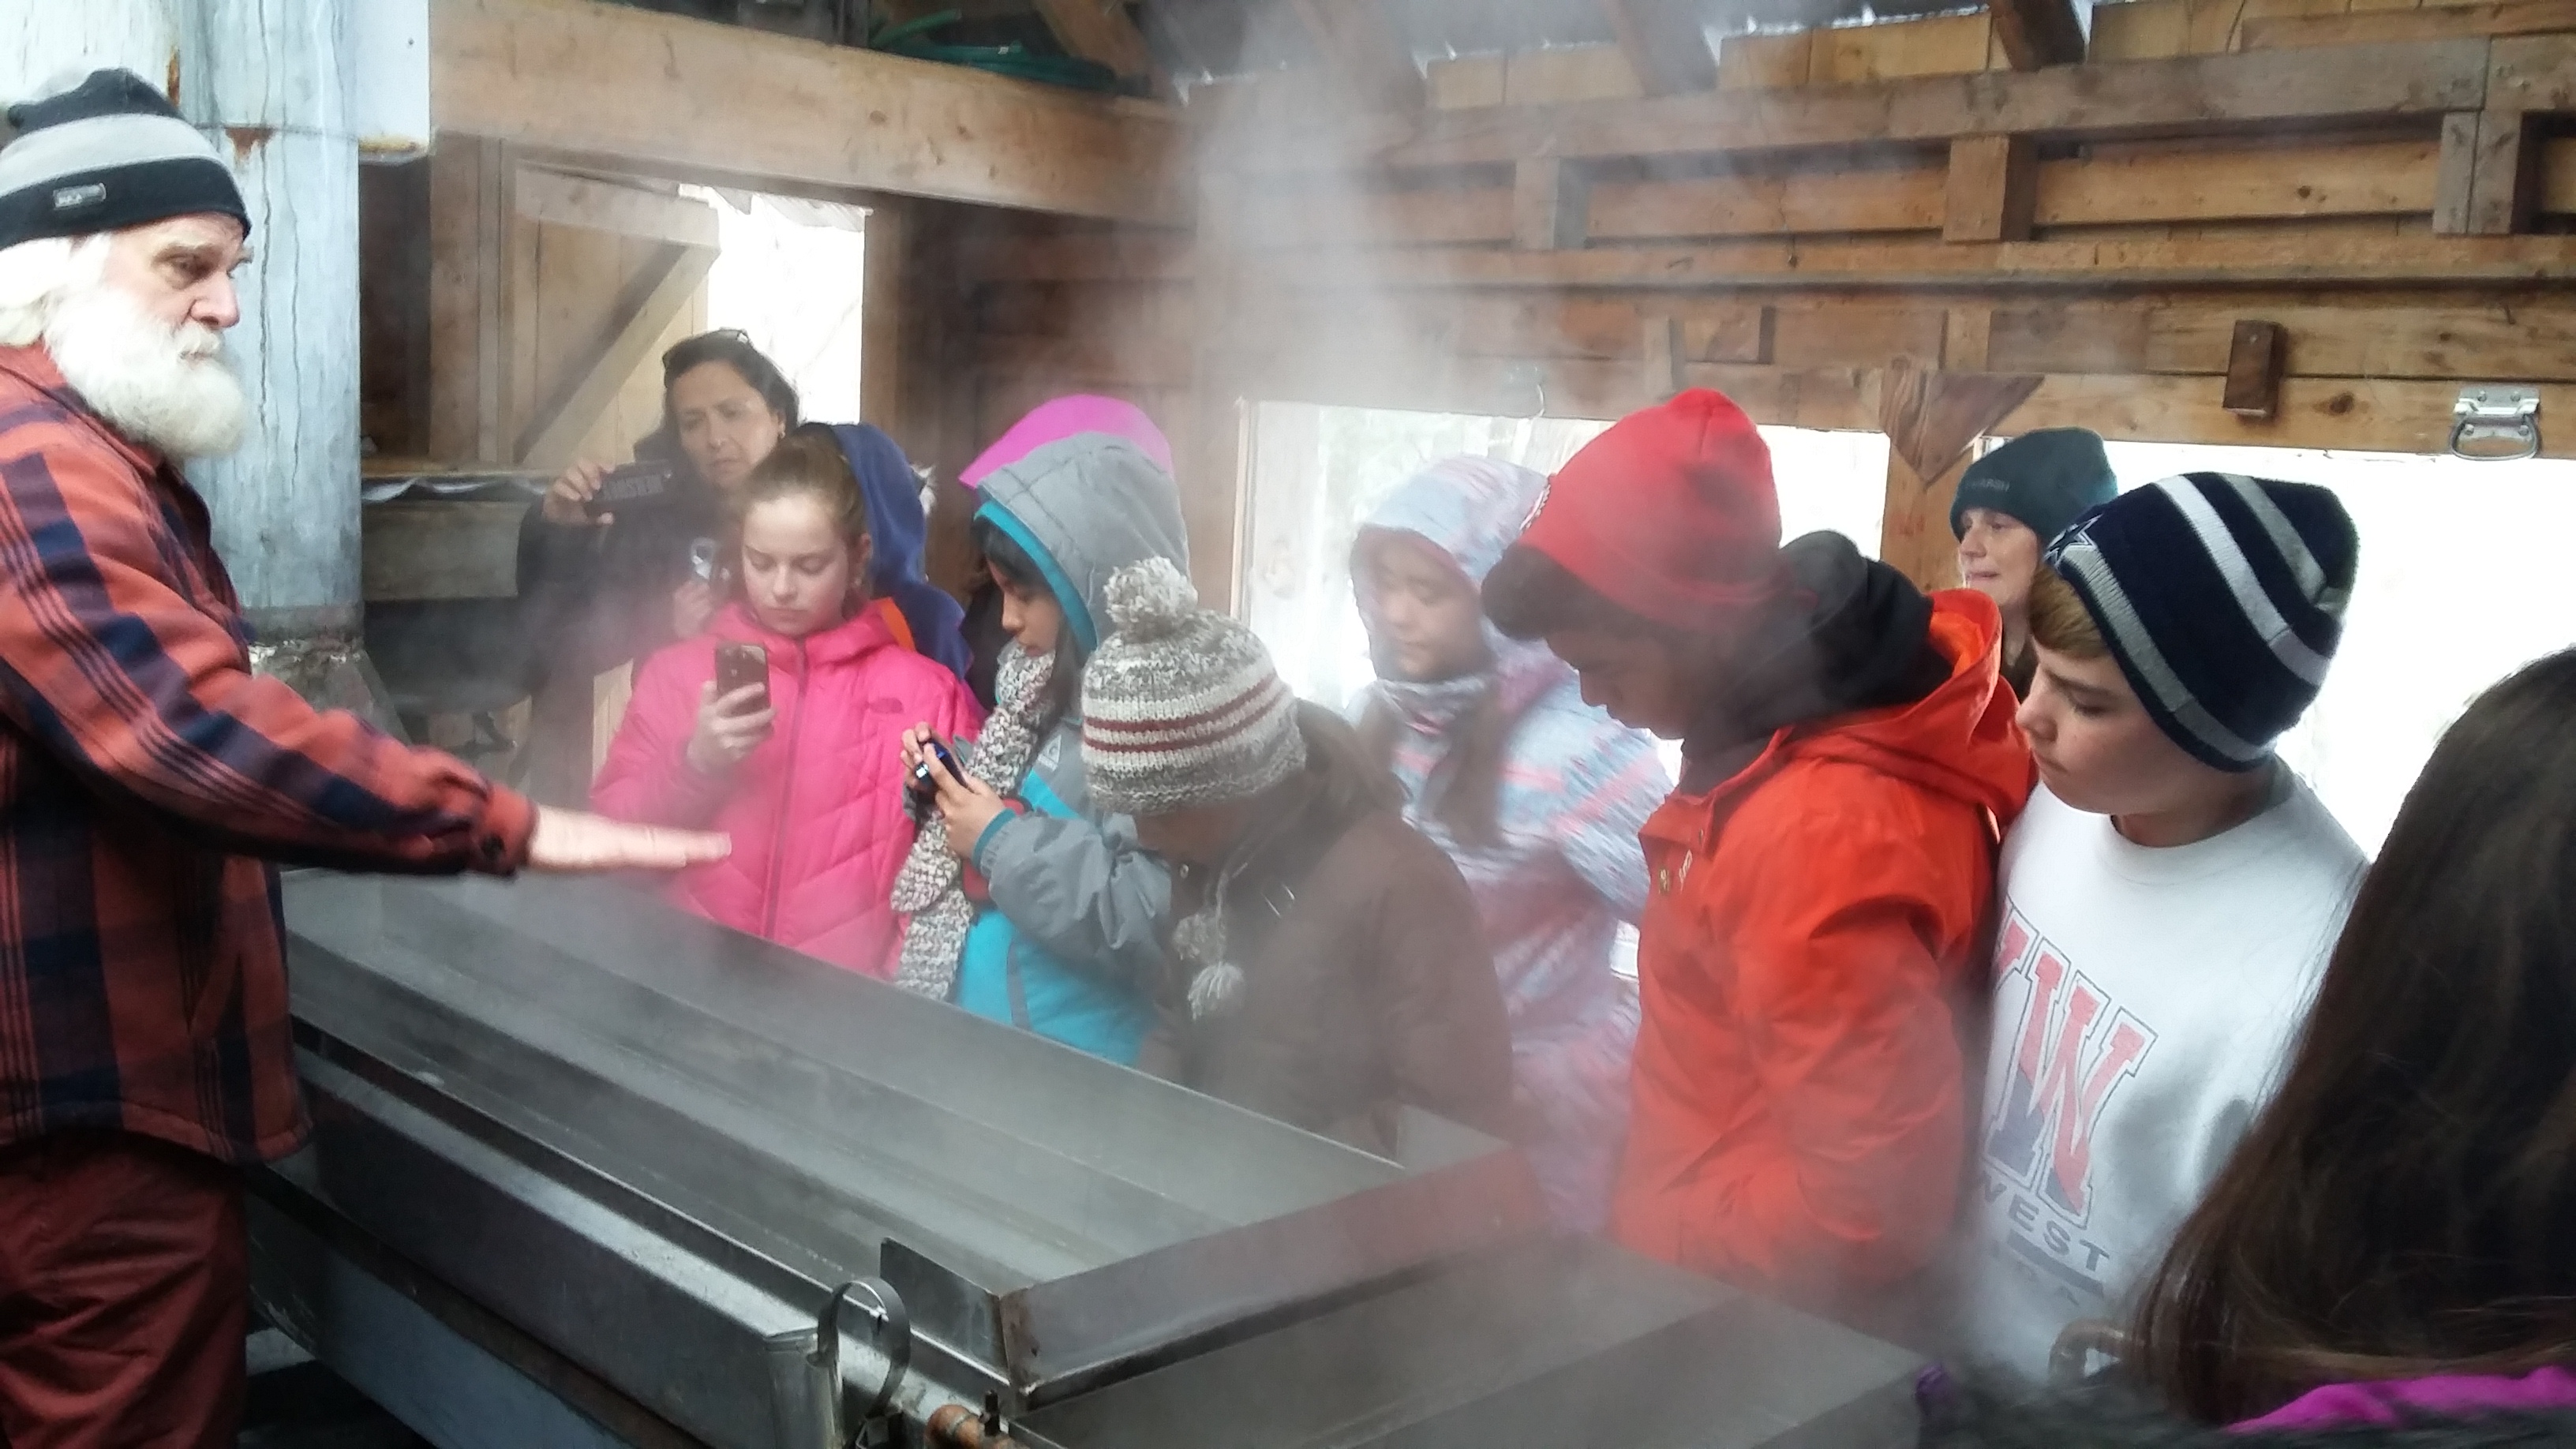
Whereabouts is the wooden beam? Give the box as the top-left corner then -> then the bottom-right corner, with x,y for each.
1988,0 -> 2090,69
860,200 -> 909,440
1944,134 -> 2039,242
2436,109 -> 2546,234
1504,46 -> 1644,104
2243,0 -> 2576,50
1226,346 -> 2576,459
1512,158 -> 1589,250
965,230 -> 1196,284
514,242 -> 717,469
1234,182 -> 1515,249
1222,39 -> 2496,172
1595,0 -> 1718,96
2488,32 -> 2576,108
1245,230 -> 2576,290
513,167 -> 719,248
1236,132 -> 2442,250
1286,0 -> 1425,114
1029,0 -> 1156,84
1944,308 -> 1995,369
430,0 -> 1186,224
1642,314 -> 1685,399
426,137 -> 515,465
1883,450 -> 1975,591
1589,167 -> 1941,239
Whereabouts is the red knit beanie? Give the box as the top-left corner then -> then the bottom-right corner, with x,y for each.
1515,388 -> 1784,630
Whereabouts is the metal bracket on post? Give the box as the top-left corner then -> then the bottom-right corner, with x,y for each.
2451,385 -> 2541,461
767,1278 -> 911,1449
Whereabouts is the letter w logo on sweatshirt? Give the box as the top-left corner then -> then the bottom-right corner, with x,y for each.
1984,914 -> 2158,1224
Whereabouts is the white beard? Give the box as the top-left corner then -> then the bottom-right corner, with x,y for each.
45,280 -> 246,460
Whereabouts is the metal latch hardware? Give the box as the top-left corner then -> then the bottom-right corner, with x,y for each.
2451,385 -> 2541,462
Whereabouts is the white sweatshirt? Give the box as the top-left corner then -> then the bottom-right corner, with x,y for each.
1953,775 -> 2365,1383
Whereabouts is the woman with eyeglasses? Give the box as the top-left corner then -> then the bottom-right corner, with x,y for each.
518,331 -> 969,727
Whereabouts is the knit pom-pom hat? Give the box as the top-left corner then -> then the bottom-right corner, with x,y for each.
1080,558 -> 1305,818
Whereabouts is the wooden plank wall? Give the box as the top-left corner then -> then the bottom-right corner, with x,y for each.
918,208 -> 1206,589
1172,0 -> 2576,593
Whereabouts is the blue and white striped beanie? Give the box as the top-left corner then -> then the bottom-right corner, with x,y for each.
0,70 -> 247,252
2044,473 -> 2357,773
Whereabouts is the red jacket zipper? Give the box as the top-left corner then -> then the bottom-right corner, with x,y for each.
761,639 -> 810,938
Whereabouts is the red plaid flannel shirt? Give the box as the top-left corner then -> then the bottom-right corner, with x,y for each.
0,346 -> 535,1165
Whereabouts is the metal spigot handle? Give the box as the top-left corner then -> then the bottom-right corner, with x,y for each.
818,1277 -> 912,1429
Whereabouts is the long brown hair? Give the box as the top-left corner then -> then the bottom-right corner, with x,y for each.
2129,646 -> 2576,1422
729,425 -> 871,604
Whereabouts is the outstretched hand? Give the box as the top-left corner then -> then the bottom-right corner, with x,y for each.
526,808 -> 730,873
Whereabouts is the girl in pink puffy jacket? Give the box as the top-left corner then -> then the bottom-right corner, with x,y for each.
593,426 -> 983,977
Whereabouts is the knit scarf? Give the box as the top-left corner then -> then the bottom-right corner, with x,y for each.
891,643 -> 1052,999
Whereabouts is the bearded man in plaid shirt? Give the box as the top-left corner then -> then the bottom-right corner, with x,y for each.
0,69 -> 728,1447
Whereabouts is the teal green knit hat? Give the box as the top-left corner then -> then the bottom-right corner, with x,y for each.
1949,428 -> 2119,547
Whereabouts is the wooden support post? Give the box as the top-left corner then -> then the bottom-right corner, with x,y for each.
1944,134 -> 2039,242
1513,157 -> 1589,251
2222,320 -> 2286,417
1595,0 -> 1719,95
1878,356 -> 2044,591
1988,0 -> 2091,68
1942,307 -> 1994,371
1882,449 -> 1978,593
1030,0 -> 1158,87
1643,314 -> 1686,400
428,137 -> 517,465
514,242 -> 717,469
859,200 -> 908,438
2434,109 -> 2544,235
1287,0 -> 1425,113
1188,170 -> 1254,612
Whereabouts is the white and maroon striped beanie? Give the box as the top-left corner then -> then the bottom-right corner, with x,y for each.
1081,558 -> 1305,817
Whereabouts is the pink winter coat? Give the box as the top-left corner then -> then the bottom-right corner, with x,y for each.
593,601 -> 983,977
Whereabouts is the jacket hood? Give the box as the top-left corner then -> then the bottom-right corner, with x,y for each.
828,423 -> 930,589
1782,582 -> 2031,825
1679,531 -> 1949,780
974,433 -> 1189,653
960,394 -> 1174,489
704,598 -> 900,668
1355,456 -> 1569,721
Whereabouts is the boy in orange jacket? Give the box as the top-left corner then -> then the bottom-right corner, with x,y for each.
1484,389 -> 2032,1331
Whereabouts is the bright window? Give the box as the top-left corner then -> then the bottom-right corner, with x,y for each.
687,188 -> 869,421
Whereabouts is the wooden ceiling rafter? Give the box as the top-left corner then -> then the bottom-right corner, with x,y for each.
1029,0 -> 1161,88
1986,0 -> 2091,68
1286,0 -> 1427,113
1594,0 -> 1718,95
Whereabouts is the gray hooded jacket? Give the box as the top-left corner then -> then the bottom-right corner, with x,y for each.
955,435 -> 1189,1060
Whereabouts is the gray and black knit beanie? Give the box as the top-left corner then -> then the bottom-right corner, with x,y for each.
0,69 -> 247,252
1080,558 -> 1305,818
1950,427 -> 2118,546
